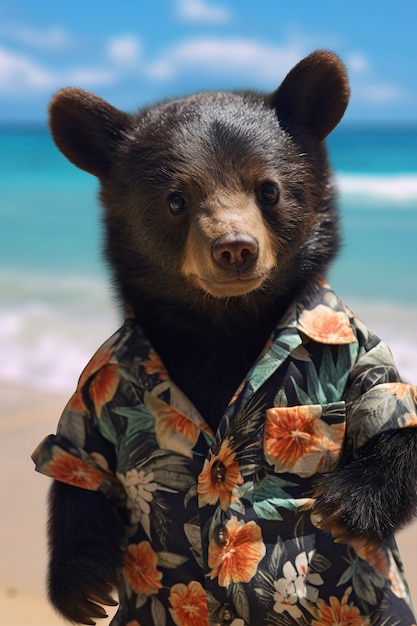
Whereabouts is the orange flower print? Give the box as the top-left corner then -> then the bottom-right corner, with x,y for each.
198,439 -> 244,511
387,551 -> 408,599
312,587 -> 370,626
382,383 -> 417,428
208,517 -> 265,587
124,541 -> 163,596
169,581 -> 209,626
384,382 -> 417,403
44,448 -> 104,490
145,392 -> 199,457
298,304 -> 356,344
79,342 -> 116,388
144,349 -> 169,380
89,363 -> 120,416
384,382 -> 410,400
264,405 -> 345,477
353,542 -> 390,579
68,341 -> 118,414
66,387 -> 87,414
402,413 -> 417,428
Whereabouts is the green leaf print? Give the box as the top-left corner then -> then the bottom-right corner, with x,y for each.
351,558 -> 386,605
337,563 -> 354,586
157,551 -> 189,569
309,552 -> 332,575
348,390 -> 404,449
230,583 -> 250,624
289,377 -> 316,406
252,475 -> 300,519
253,500 -> 284,520
293,345 -> 355,406
114,404 -> 158,472
149,454 -> 196,492
113,404 -> 155,429
151,595 -> 166,626
233,392 -> 266,440
321,344 -> 355,397
254,474 -> 298,499
184,522 -> 204,568
270,535 -> 286,574
60,410 -> 87,447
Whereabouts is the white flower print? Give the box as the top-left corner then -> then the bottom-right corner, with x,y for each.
118,468 -> 158,534
273,551 -> 324,617
273,574 -> 303,619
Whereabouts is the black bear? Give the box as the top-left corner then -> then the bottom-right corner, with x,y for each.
32,50 -> 417,626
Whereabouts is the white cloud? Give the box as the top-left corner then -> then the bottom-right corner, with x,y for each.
147,37 -> 306,84
0,35 -> 306,98
0,46 -> 116,93
342,50 -> 409,106
358,83 -> 405,104
107,36 -> 142,66
176,0 -> 232,23
1,23 -> 409,117
0,24 -> 69,50
344,52 -> 405,104
65,68 -> 116,87
0,47 -> 55,90
347,52 -> 369,75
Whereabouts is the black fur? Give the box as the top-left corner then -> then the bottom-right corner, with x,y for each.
313,428 -> 417,546
48,482 -> 124,624
132,297 -> 293,428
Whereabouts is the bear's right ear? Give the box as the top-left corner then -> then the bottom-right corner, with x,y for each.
48,88 -> 133,178
265,50 -> 350,141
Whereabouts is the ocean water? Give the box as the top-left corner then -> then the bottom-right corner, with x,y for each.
0,125 -> 416,394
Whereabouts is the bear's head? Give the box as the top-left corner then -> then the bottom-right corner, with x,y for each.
49,50 -> 349,318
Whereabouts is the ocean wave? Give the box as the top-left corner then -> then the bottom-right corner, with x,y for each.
0,270 -> 119,393
1,292 -> 416,393
0,269 -> 110,304
337,174 -> 417,202
0,299 -> 118,393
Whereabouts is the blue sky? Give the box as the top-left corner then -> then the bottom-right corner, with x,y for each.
0,0 -> 416,124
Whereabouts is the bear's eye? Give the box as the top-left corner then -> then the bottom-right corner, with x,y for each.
168,193 -> 187,215
258,182 -> 280,205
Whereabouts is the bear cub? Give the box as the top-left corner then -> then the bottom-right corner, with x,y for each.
33,50 -> 417,626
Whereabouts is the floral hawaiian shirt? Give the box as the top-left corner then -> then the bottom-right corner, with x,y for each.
32,278 -> 417,626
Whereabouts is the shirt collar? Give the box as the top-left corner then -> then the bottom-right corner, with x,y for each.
244,277 -> 357,396
297,277 -> 357,344
276,276 -> 357,346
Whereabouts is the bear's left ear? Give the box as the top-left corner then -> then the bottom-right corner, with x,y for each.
265,50 -> 350,141
49,88 -> 133,178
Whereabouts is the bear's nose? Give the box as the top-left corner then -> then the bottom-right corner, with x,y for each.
212,233 -> 258,269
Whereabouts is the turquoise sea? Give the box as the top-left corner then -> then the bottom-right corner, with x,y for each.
0,125 -> 416,392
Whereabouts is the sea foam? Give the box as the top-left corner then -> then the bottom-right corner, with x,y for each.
1,277 -> 416,394
0,271 -> 118,393
337,174 -> 417,202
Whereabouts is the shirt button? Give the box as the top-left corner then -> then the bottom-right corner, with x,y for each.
211,460 -> 226,482
213,524 -> 228,546
217,603 -> 236,624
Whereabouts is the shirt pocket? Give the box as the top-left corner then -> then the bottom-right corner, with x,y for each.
263,401 -> 346,478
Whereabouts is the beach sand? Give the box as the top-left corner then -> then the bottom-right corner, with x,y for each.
1,385 -> 416,625
0,386 -> 118,626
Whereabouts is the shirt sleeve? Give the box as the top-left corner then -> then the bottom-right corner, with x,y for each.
31,338 -> 125,504
343,316 -> 417,455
